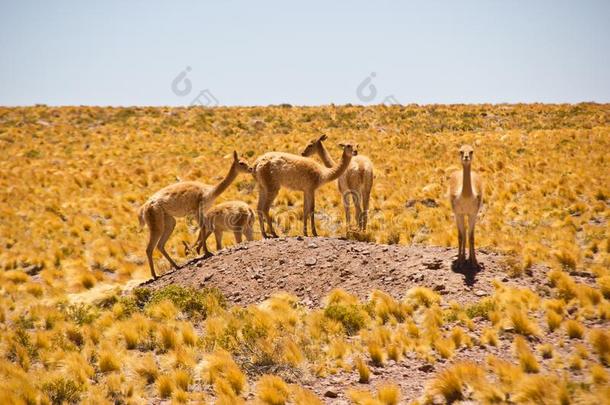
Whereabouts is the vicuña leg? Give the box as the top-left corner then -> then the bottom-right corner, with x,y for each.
243,224 -> 254,241
352,191 -> 363,231
361,187 -> 371,231
196,225 -> 213,258
303,191 -> 317,236
144,205 -> 164,279
157,213 -> 178,270
263,187 -> 279,238
342,191 -> 352,230
234,231 -> 243,244
468,215 -> 478,267
310,192 -> 317,237
256,187 -> 269,238
455,214 -> 466,265
214,228 -> 223,251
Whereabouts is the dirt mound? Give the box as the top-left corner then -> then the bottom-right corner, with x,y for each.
142,237 -> 550,307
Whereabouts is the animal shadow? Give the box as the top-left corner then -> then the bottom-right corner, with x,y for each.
451,260 -> 483,287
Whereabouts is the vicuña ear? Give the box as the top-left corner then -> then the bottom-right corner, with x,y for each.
233,150 -> 238,160
338,143 -> 345,148
319,134 -> 328,141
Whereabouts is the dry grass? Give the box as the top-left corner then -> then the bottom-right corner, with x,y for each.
0,105 -> 608,403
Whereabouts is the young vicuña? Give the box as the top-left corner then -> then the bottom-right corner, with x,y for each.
195,200 -> 255,254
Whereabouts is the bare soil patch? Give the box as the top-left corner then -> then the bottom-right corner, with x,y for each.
142,237 -> 550,308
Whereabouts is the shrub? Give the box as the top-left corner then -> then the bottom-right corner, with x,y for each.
324,304 -> 368,335
137,285 -> 226,318
59,302 -> 98,325
465,298 -> 496,320
42,377 -> 83,405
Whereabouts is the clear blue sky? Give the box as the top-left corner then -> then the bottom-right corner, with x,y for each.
1,0 -> 609,106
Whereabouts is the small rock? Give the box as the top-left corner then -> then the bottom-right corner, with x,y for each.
307,243 -> 318,249
475,290 -> 487,297
324,390 -> 338,398
383,276 -> 394,282
305,257 -> 317,266
418,364 -> 434,373
433,284 -> 445,292
278,258 -> 285,265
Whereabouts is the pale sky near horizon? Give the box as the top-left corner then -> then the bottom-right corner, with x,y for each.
1,0 -> 609,106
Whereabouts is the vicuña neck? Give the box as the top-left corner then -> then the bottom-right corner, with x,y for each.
317,143 -> 335,168
211,165 -> 237,200
461,164 -> 473,197
322,152 -> 351,183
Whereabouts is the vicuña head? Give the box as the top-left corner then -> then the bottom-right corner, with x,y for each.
301,134 -> 328,157
459,144 -> 474,166
338,141 -> 358,157
231,150 -> 254,174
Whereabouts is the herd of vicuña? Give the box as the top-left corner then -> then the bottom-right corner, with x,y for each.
138,137 -> 482,279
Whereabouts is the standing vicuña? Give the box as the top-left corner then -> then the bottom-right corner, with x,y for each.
302,134 -> 374,230
195,201 -> 255,255
448,145 -> 483,267
253,142 -> 358,238
138,152 -> 252,279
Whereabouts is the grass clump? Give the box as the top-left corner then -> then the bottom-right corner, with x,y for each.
377,383 -> 401,405
514,336 -> 539,373
136,353 -> 159,383
157,375 -> 173,398
406,287 -> 440,308
201,350 -> 247,396
565,319 -> 585,339
256,375 -> 290,405
589,329 -> 610,364
355,356 -> 370,383
99,351 -> 121,373
508,308 -> 540,337
426,361 -> 486,403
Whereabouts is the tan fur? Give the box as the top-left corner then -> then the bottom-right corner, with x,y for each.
195,201 -> 255,253
253,143 -> 357,237
302,134 -> 374,230
448,145 -> 483,267
138,152 -> 252,279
